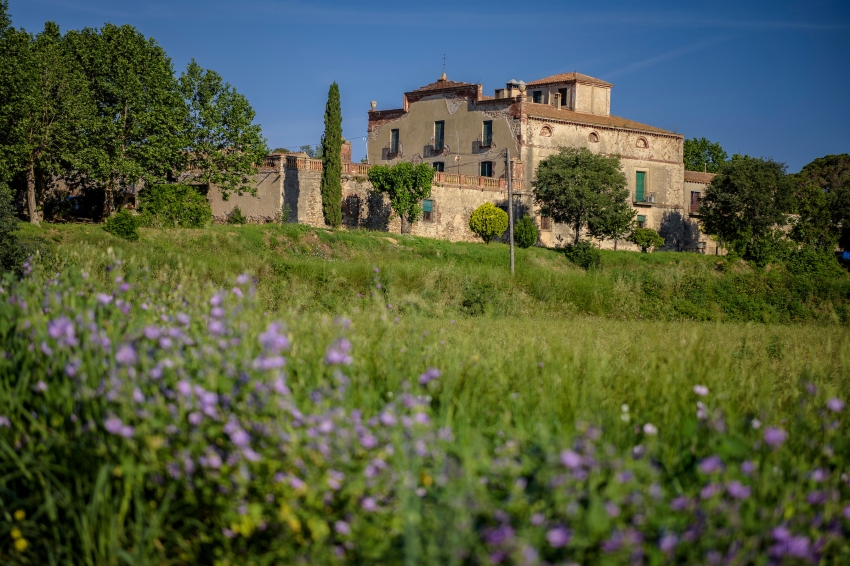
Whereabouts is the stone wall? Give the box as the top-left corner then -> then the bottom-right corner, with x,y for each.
208,164 -> 283,223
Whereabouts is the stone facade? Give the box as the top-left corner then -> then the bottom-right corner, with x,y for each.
207,72 -> 720,252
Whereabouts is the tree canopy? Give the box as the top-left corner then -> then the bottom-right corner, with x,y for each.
468,202 -> 508,244
698,155 -> 793,259
683,137 -> 728,173
179,59 -> 268,200
790,154 -> 850,250
532,147 -> 629,244
367,162 -> 433,233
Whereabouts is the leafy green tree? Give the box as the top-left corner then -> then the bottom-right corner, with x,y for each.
790,154 -> 850,250
699,155 -> 794,259
684,137 -> 728,173
300,145 -> 323,158
179,59 -> 268,201
103,208 -> 139,241
514,215 -> 538,248
0,181 -> 18,272
0,22 -> 90,224
469,202 -> 508,244
137,184 -> 211,228
533,147 -> 629,244
367,161 -> 433,234
587,199 -> 634,249
629,227 -> 665,253
271,148 -> 290,154
321,82 -> 342,227
65,24 -> 185,217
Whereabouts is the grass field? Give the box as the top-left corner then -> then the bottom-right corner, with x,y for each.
2,222 -> 849,564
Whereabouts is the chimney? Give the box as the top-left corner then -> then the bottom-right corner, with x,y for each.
341,139 -> 352,163
554,92 -> 561,110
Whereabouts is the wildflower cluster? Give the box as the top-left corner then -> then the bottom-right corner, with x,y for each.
1,262 -> 849,564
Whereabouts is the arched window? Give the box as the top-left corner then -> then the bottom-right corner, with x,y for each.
636,137 -> 648,148
588,132 -> 599,143
540,125 -> 552,137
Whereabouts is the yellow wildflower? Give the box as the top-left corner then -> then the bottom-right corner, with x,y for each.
13,509 -> 25,521
14,538 -> 28,552
10,528 -> 21,540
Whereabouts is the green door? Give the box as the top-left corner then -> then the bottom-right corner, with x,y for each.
635,171 -> 645,202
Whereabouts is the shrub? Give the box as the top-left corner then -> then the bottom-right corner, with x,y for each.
137,184 -> 211,228
227,206 -> 247,225
629,228 -> 665,253
461,279 -> 492,316
103,209 -> 140,241
564,240 -> 601,270
469,202 -> 508,244
514,215 -> 538,248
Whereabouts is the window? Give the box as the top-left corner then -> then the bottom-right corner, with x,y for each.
636,137 -> 648,148
637,215 -> 646,229
482,121 -> 493,147
539,125 -> 552,137
588,132 -> 599,143
635,171 -> 646,202
558,88 -> 568,107
390,129 -> 399,155
532,90 -> 543,104
480,161 -> 493,177
433,161 -> 445,172
423,199 -> 434,222
690,191 -> 701,214
434,121 -> 445,151
540,214 -> 552,230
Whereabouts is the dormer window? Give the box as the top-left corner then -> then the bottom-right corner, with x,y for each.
532,90 -> 543,104
558,88 -> 568,108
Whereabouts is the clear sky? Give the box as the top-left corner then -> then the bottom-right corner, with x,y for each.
8,0 -> 850,172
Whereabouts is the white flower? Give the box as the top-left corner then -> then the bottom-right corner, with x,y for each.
621,404 -> 629,413
693,385 -> 709,396
620,413 -> 630,423
751,419 -> 762,430
643,423 -> 658,435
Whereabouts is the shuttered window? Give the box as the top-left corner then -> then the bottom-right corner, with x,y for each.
433,161 -> 444,172
636,171 -> 646,202
423,199 -> 434,222
390,129 -> 399,155
637,214 -> 646,228
434,121 -> 445,151
482,121 -> 493,146
480,161 -> 493,177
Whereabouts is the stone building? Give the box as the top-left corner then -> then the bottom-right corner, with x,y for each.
366,72 -> 713,251
209,71 -> 717,252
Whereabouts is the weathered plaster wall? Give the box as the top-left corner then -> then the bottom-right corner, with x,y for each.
367,96 -> 519,179
208,167 -> 283,223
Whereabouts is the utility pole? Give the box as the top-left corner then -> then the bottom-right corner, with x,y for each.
507,149 -> 514,274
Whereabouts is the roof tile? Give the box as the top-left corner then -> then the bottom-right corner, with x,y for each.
526,104 -> 678,136
526,72 -> 613,88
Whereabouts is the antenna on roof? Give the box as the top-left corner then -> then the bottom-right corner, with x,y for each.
443,54 -> 446,74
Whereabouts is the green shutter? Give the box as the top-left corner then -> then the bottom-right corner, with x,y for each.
637,215 -> 646,222
635,172 -> 645,202
423,199 -> 433,213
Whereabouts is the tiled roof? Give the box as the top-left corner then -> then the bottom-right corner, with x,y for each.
526,104 -> 678,136
412,73 -> 472,92
684,171 -> 717,183
526,72 -> 613,88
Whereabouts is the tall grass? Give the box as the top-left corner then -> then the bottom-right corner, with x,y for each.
2,236 -> 849,563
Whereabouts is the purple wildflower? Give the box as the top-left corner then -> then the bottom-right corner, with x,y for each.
741,461 -> 755,475
211,307 -> 225,318
115,344 -> 137,366
231,287 -> 243,298
222,528 -> 235,539
560,449 -> 582,470
35,380 -> 47,392
418,367 -> 441,385
531,513 -> 545,526
289,476 -> 306,491
360,434 -> 378,449
0,416 -> 10,427
176,380 -> 192,398
764,427 -> 788,448
253,356 -> 286,370
177,313 -> 190,325
229,429 -> 250,448
236,273 -> 250,285
210,293 -> 223,307
842,505 -> 850,519
605,502 -> 621,518
812,468 -> 828,482
47,316 -> 77,346
699,455 -> 723,474
96,293 -> 112,305
324,338 -> 353,365
806,491 -> 827,505
485,525 -> 515,547
143,326 -> 161,340
132,388 -> 144,403
379,412 -> 396,427
727,481 -> 751,500
361,497 -> 378,512
188,412 -> 202,426
546,527 -> 571,548
827,398 -> 845,412
208,320 -> 225,336
693,384 -> 709,396
700,483 -> 722,500
40,342 -> 53,356
659,534 -> 678,553
327,470 -> 345,490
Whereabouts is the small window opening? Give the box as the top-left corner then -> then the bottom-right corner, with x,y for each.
480,161 -> 493,177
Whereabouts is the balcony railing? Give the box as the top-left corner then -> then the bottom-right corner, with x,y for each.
635,192 -> 656,204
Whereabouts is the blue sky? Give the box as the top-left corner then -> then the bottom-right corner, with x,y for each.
9,0 -> 850,171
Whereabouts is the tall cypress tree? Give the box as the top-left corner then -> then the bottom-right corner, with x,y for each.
320,82 -> 342,228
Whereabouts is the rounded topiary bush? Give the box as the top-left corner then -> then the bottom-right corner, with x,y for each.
103,209 -> 140,241
629,228 -> 665,253
469,202 -> 508,244
564,240 -> 601,270
514,216 -> 539,249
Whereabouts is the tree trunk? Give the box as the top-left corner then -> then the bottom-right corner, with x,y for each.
614,239 -> 618,250
400,216 -> 412,235
574,220 -> 580,244
26,161 -> 39,225
104,175 -> 115,218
